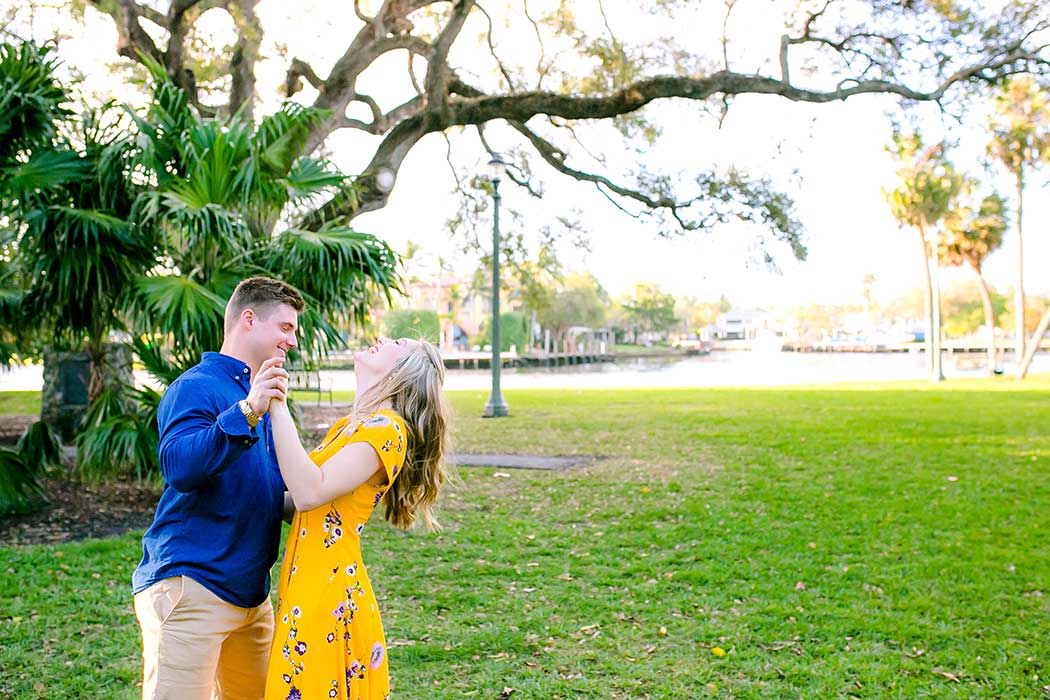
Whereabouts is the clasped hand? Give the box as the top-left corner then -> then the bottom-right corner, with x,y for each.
246,357 -> 289,416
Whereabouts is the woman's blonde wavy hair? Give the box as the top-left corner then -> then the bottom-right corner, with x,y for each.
352,340 -> 452,530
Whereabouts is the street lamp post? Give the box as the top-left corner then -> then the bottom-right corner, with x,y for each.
483,155 -> 509,418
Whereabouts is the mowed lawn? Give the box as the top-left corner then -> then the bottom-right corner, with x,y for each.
2,379 -> 1050,698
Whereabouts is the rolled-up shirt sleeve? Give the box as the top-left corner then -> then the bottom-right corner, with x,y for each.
158,379 -> 258,492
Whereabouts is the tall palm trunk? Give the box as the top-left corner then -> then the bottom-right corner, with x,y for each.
917,222 -> 935,375
1014,170 -> 1026,375
971,262 -> 998,374
1018,305 -> 1050,378
929,228 -> 944,382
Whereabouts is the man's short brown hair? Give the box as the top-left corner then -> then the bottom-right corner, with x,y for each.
224,277 -> 305,331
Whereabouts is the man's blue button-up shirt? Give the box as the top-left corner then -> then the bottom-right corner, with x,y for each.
132,351 -> 286,608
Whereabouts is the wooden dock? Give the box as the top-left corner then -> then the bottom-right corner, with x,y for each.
441,351 -> 616,370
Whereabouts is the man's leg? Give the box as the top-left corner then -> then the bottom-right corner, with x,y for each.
134,576 -> 235,700
214,595 -> 275,700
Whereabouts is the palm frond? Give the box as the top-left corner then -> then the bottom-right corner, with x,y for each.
21,205 -> 151,340
131,335 -> 194,385
16,420 -> 63,474
283,157 -> 349,204
77,413 -> 159,481
0,446 -> 45,516
254,102 -> 328,175
2,148 -> 89,204
130,275 -> 227,357
0,42 -> 70,160
268,226 -> 402,315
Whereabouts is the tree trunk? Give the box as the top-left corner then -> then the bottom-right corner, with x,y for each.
971,262 -> 998,375
917,223 -> 935,376
1017,304 -> 1050,379
1014,170 -> 1026,375
929,228 -> 944,383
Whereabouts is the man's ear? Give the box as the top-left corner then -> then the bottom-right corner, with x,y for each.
241,308 -> 256,329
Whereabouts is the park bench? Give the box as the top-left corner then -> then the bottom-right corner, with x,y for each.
286,367 -> 334,405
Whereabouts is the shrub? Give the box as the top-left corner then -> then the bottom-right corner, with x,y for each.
475,312 -> 528,352
382,309 -> 440,343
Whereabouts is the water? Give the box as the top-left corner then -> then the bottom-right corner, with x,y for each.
3,351 -> 1047,393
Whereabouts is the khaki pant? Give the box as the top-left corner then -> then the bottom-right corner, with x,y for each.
133,576 -> 273,700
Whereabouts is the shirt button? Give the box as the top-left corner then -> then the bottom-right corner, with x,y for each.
242,367 -> 249,374
243,439 -> 251,447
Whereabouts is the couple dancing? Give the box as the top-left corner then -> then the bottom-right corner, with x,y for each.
131,277 -> 451,699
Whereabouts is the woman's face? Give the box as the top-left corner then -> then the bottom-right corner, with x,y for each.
354,336 -> 420,378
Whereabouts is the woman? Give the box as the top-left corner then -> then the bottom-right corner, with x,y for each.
263,336 -> 451,700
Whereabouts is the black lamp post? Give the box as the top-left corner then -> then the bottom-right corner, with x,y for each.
483,154 -> 509,418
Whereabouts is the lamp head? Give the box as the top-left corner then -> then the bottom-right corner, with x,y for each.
487,154 -> 507,184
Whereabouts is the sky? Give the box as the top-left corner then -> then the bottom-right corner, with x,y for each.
8,0 -> 1050,310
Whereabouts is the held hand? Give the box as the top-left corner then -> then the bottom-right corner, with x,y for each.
247,357 -> 289,415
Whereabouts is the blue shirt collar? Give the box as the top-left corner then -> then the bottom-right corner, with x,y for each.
200,351 -> 252,382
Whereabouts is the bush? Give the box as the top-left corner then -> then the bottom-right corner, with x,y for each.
382,309 -> 441,343
0,420 -> 62,516
76,386 -> 161,481
476,311 -> 528,352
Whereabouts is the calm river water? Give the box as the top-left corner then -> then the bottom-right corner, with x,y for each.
4,351 -> 1048,393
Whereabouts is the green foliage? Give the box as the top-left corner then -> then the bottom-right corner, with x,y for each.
0,42 -> 69,161
536,272 -> 608,338
0,420 -> 61,516
941,192 -> 1008,269
382,309 -> 441,344
476,311 -> 529,352
616,283 -> 678,338
942,286 -> 1010,336
884,132 -> 964,232
988,75 -> 1050,177
0,40 -> 402,480
76,386 -> 161,481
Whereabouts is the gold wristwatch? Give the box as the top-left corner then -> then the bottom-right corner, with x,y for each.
238,399 -> 261,428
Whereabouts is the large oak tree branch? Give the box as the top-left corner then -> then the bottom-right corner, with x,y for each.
301,44 -> 1048,226
227,0 -> 262,119
424,0 -> 476,113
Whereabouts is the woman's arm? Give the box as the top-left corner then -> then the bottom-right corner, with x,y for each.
269,401 -> 384,512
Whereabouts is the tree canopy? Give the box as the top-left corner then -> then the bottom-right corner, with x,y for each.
15,0 -> 1050,263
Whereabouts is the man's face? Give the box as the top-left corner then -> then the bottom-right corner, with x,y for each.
248,303 -> 299,361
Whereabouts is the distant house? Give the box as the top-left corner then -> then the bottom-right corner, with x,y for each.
711,308 -> 772,340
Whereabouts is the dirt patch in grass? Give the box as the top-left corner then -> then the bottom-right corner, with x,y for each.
0,477 -> 162,546
0,405 -> 357,546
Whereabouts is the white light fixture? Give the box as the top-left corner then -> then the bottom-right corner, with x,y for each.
487,154 -> 507,183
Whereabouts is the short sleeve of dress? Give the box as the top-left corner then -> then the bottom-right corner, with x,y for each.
348,409 -> 406,484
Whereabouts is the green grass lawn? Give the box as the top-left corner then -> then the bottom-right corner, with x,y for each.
3,379 -> 1050,698
0,390 -> 40,415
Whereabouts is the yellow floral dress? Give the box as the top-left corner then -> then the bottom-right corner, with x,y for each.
265,409 -> 406,700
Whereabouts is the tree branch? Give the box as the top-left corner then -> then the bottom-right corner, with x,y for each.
424,0 -> 476,113
284,57 -> 325,97
521,0 -> 549,88
87,0 -> 164,65
476,125 -> 542,196
475,2 -> 517,92
509,120 -> 692,223
227,0 -> 262,119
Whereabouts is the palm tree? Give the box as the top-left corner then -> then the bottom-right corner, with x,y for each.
2,42 -> 402,480
940,193 -> 1008,374
987,76 -> 1050,374
884,132 -> 963,382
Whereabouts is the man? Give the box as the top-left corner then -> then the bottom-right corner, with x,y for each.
132,276 -> 302,699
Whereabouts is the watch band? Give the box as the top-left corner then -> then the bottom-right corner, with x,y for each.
238,399 -> 261,428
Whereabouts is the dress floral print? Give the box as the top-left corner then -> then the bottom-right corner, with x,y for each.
265,409 -> 405,700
